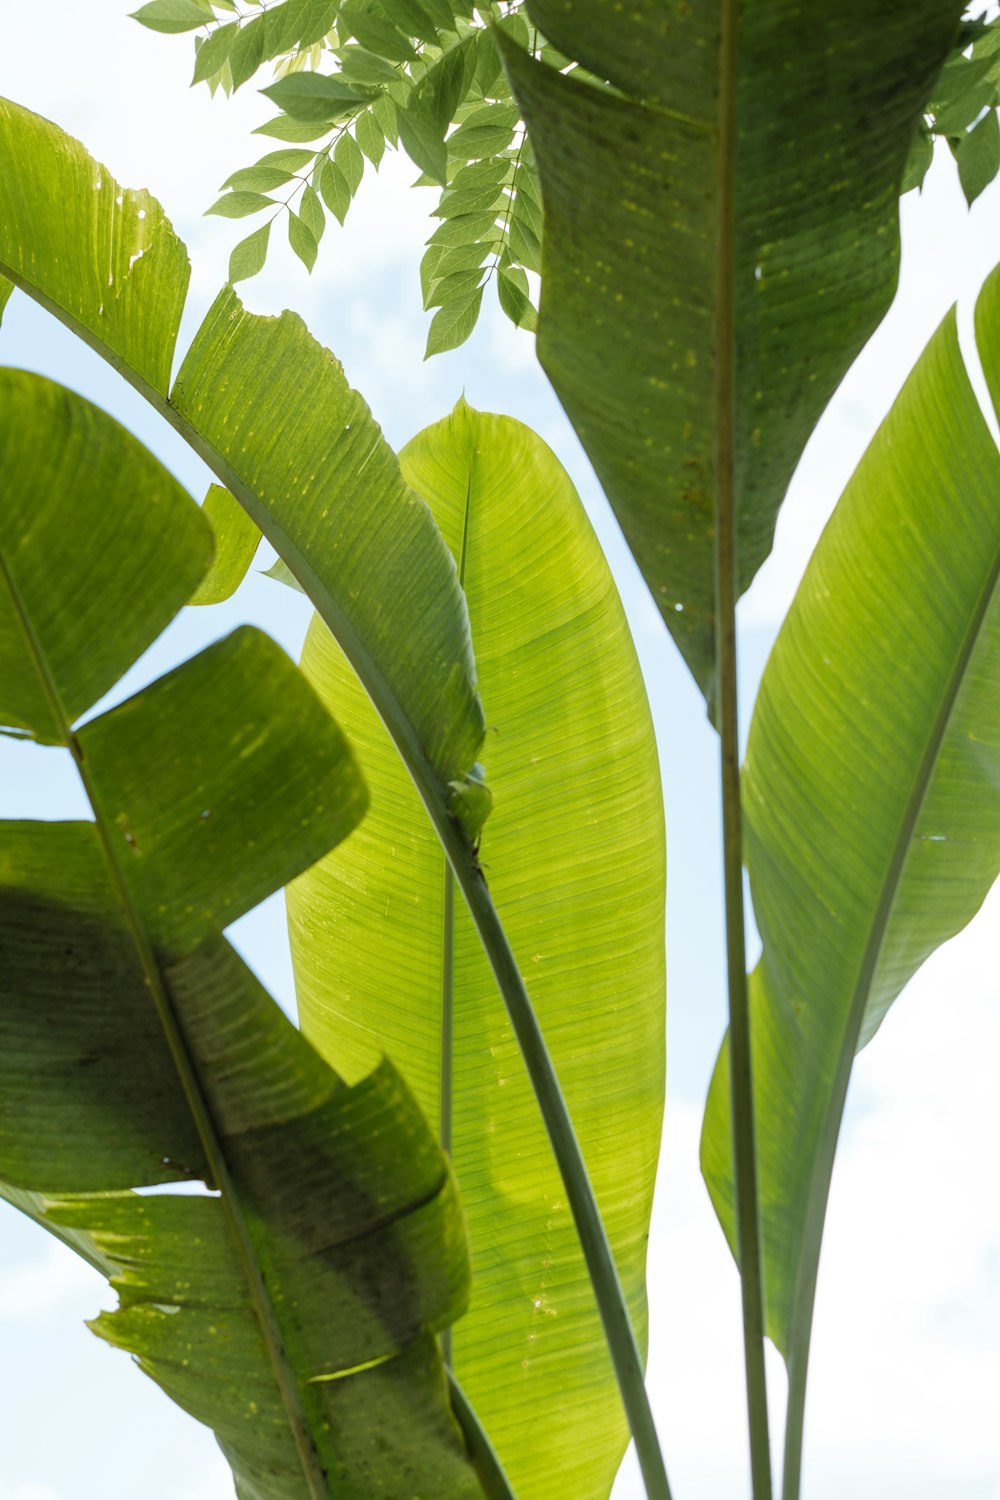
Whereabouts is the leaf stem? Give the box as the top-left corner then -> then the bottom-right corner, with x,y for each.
449,1370 -> 520,1500
714,1 -> 772,1496
447,834 -> 672,1500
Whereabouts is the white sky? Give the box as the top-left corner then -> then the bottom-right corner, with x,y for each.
0,6 -> 999,1499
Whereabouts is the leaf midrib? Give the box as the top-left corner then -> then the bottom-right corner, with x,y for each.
0,530 -> 332,1500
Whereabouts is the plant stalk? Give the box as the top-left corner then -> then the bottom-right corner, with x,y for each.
449,1370 -> 520,1500
714,1 -> 773,1496
446,833 -> 671,1500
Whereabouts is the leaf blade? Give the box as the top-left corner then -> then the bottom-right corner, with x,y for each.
701,274 -> 1000,1471
289,403 -> 666,1500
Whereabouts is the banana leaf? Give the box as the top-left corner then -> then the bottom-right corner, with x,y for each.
701,265 -> 1000,1498
287,401 -> 665,1500
0,365 -> 481,1500
0,96 -> 484,792
0,99 -> 661,1482
502,1 -> 964,703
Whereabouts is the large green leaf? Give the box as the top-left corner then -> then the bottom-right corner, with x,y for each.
0,367 -> 481,1499
502,2 -> 964,701
0,97 -> 484,791
288,402 -> 665,1500
0,101 -> 189,395
701,266 -> 1000,1495
0,97 -> 659,1490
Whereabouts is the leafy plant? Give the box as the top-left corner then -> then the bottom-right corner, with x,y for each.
904,8 -> 1000,200
288,399 -> 665,1500
0,362 -> 480,1496
0,87 -> 660,1500
134,0 -> 1000,357
3,1 -> 1000,1498
132,0 -> 554,351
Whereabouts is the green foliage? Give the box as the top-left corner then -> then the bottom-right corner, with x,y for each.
501,0 -> 967,707
0,364 -> 482,1497
0,97 -> 485,795
904,11 -> 1000,202
701,266 -> 1000,1493
132,0 -> 555,344
1,92 -> 664,1499
287,401 -> 665,1499
7,5 -> 1000,1498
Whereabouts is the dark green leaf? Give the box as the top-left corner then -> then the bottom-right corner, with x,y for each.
930,54 -> 997,132
0,371 -> 483,1494
502,2 -> 965,700
0,277 -> 12,325
261,72 -> 371,123
131,0 -> 213,35
288,209 -> 319,270
190,484 -> 263,603
955,108 -> 1000,204
398,98 -> 448,183
424,287 -> 481,356
902,121 -> 935,193
206,190 -> 275,217
497,263 -> 536,330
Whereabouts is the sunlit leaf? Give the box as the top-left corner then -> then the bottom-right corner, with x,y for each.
702,266 -> 1000,1490
290,402 -> 665,1500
